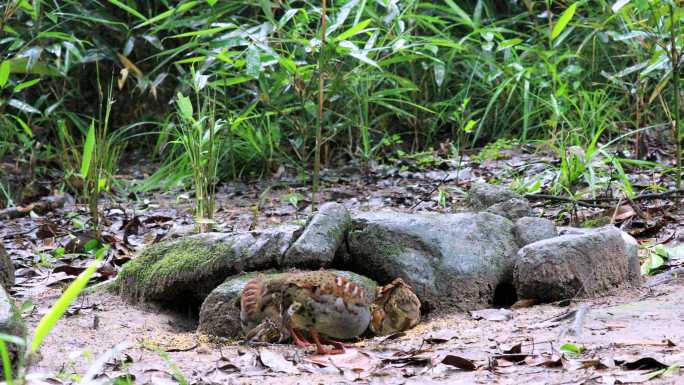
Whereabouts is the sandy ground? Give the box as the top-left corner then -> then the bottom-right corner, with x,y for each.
22,275 -> 684,385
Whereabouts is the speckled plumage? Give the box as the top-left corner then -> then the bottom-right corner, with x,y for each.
370,278 -> 421,336
240,274 -> 289,343
282,271 -> 371,340
240,271 -> 371,354
240,272 -> 421,353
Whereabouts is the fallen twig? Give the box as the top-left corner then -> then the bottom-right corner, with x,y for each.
0,195 -> 67,220
611,339 -> 676,348
524,194 -> 614,209
526,189 -> 684,206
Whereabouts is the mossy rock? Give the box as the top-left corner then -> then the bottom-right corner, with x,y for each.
116,226 -> 301,306
197,269 -> 378,338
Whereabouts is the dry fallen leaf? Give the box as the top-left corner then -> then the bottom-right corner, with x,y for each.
305,348 -> 377,372
440,354 -> 477,371
258,348 -> 299,374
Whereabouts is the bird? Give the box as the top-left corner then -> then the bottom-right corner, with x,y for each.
240,274 -> 290,343
369,278 -> 421,336
281,271 -> 372,354
240,271 -> 372,354
239,273 -> 422,352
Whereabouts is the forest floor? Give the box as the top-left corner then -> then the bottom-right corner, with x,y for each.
3,144 -> 684,384
25,274 -> 684,384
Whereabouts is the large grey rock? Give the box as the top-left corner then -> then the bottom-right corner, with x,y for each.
0,286 -> 25,373
346,211 -> 519,310
620,231 -> 642,285
486,198 -> 532,220
557,226 -> 641,283
514,226 -> 641,302
116,225 -> 302,304
467,183 -> 531,220
282,202 -> 351,268
197,270 -> 378,338
0,245 -> 14,291
514,217 -> 557,247
467,183 -> 523,208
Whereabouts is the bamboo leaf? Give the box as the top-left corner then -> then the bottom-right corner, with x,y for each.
134,1 -> 199,29
10,115 -> 33,137
552,3 -> 578,41
80,121 -> 96,177
334,19 -> 371,42
13,78 -> 40,92
443,0 -> 474,28
209,76 -> 252,87
170,25 -> 234,38
176,92 -> 194,122
246,45 -> 261,78
259,0 -> 275,24
108,0 -> 147,22
0,61 -> 10,88
8,99 -> 40,114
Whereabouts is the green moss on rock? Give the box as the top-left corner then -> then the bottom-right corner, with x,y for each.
117,234 -> 240,304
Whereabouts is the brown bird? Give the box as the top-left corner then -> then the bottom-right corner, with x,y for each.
369,278 -> 421,336
240,271 -> 371,354
240,274 -> 289,343
281,271 -> 371,354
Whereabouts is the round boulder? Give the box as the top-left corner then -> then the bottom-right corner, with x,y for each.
116,225 -> 302,306
345,211 -> 519,310
514,217 -> 557,247
514,226 -> 641,302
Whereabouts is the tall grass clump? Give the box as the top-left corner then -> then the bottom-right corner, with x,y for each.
172,80 -> 222,231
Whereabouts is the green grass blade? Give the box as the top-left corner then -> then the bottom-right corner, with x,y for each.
31,259 -> 100,353
0,341 -> 12,385
334,19 -> 372,42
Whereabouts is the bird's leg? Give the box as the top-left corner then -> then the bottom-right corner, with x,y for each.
309,328 -> 344,355
289,327 -> 312,347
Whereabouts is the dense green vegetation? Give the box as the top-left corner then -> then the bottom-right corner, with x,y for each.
1,0 -> 683,213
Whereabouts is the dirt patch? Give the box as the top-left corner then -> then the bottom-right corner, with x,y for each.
24,278 -> 684,384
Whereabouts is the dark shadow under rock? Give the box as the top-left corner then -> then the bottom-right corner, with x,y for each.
345,211 -> 519,311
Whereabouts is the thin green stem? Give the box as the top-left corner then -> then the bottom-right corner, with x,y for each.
313,0 -> 327,211
670,4 -> 681,191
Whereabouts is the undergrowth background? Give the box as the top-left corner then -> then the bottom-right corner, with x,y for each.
0,0 -> 682,193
